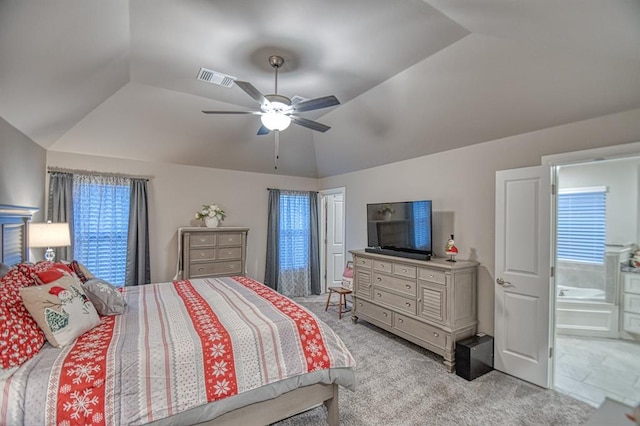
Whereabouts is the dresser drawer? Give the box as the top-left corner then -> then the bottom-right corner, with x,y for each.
189,261 -> 242,277
373,288 -> 416,315
356,298 -> 392,326
355,257 -> 372,268
624,293 -> 640,314
373,272 -> 416,296
373,259 -> 393,273
418,268 -> 446,285
394,313 -> 446,351
393,263 -> 417,279
190,233 -> 215,247
217,233 -> 243,246
190,248 -> 216,261
216,247 -> 242,260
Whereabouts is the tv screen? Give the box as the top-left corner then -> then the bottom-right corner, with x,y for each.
366,200 -> 432,260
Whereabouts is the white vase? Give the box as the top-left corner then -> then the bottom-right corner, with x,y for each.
205,217 -> 219,228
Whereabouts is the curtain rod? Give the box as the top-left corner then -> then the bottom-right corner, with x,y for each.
48,167 -> 152,182
267,188 -> 318,193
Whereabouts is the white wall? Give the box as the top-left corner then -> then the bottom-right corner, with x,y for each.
46,152 -> 318,283
0,117 -> 46,220
558,158 -> 639,246
319,107 -> 640,334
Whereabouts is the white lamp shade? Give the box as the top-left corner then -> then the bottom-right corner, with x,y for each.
260,111 -> 291,131
29,222 -> 71,248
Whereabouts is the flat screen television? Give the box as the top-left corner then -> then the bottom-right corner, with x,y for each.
365,200 -> 432,260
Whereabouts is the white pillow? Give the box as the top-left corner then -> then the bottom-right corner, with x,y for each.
20,273 -> 100,347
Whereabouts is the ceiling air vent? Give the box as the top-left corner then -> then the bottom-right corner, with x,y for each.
196,68 -> 236,88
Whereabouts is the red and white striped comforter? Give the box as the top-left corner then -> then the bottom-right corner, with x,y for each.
1,276 -> 355,425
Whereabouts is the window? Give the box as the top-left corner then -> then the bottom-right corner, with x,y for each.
557,187 -> 606,263
72,175 -> 130,285
279,192 -> 310,271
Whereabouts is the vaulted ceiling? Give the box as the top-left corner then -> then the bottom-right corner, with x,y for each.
1,1 -> 640,178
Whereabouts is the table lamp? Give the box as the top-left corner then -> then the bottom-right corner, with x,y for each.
29,221 -> 71,262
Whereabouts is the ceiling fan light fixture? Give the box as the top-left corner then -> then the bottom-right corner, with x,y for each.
261,111 -> 291,131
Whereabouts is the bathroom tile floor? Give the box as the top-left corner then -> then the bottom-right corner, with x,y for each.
554,335 -> 640,407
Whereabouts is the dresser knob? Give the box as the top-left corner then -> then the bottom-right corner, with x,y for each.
405,302 -> 411,307
398,318 -> 404,323
433,332 -> 439,337
405,284 -> 411,289
402,268 -> 407,272
429,275 -> 434,278
383,312 -> 388,317
198,267 -> 204,272
358,303 -> 362,307
377,293 -> 382,298
377,277 -> 382,282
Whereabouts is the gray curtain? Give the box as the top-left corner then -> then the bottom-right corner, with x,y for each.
48,172 -> 74,261
264,189 -> 280,290
125,179 -> 150,286
309,192 -> 321,295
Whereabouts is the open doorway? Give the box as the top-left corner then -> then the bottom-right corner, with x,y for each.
553,157 -> 640,407
320,188 -> 346,293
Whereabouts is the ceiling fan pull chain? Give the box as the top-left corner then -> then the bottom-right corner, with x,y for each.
274,130 -> 280,170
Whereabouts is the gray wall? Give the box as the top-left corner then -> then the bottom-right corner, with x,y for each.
319,107 -> 640,334
0,116 -> 46,220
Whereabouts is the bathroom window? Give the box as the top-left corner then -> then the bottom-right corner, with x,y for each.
557,187 -> 607,264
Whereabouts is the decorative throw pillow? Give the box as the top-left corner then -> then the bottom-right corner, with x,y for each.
0,268 -> 45,369
33,262 -> 78,285
82,278 -> 127,316
67,260 -> 95,283
20,273 -> 100,348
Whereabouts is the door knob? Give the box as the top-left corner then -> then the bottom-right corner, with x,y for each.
496,277 -> 511,286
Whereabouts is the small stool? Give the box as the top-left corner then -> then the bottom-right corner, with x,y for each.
325,287 -> 353,319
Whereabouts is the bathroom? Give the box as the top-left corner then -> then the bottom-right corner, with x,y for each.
554,157 -> 640,406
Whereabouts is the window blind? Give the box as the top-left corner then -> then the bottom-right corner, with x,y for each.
279,193 -> 310,270
557,188 -> 606,263
72,175 -> 130,285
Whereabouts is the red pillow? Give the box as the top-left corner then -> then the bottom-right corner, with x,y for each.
0,268 -> 46,369
32,262 -> 78,285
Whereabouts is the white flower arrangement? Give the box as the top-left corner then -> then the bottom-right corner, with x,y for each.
195,204 -> 226,221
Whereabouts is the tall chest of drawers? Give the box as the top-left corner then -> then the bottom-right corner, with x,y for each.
179,227 -> 249,279
350,249 -> 479,372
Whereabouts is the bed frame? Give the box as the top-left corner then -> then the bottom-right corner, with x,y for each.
0,204 -> 38,265
0,204 -> 341,425
203,382 -> 338,426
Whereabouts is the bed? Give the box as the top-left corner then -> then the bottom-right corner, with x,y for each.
0,205 -> 355,425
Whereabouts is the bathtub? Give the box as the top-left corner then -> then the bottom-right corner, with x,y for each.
556,284 -> 618,338
557,284 -> 606,300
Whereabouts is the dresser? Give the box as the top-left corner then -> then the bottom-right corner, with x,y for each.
350,249 -> 479,372
179,227 -> 249,279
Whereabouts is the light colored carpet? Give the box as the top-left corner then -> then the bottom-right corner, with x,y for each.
274,296 -> 594,426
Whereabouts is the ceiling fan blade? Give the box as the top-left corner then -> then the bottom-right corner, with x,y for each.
257,125 -> 270,135
235,80 -> 270,108
291,95 -> 340,113
290,116 -> 331,133
202,110 -> 261,114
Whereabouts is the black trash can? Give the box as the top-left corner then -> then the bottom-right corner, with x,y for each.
455,335 -> 493,381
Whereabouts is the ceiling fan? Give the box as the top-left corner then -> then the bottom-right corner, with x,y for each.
202,55 -> 340,135
201,55 -> 340,169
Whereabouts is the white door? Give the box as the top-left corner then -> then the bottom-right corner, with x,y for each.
495,165 -> 552,388
325,192 -> 345,291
